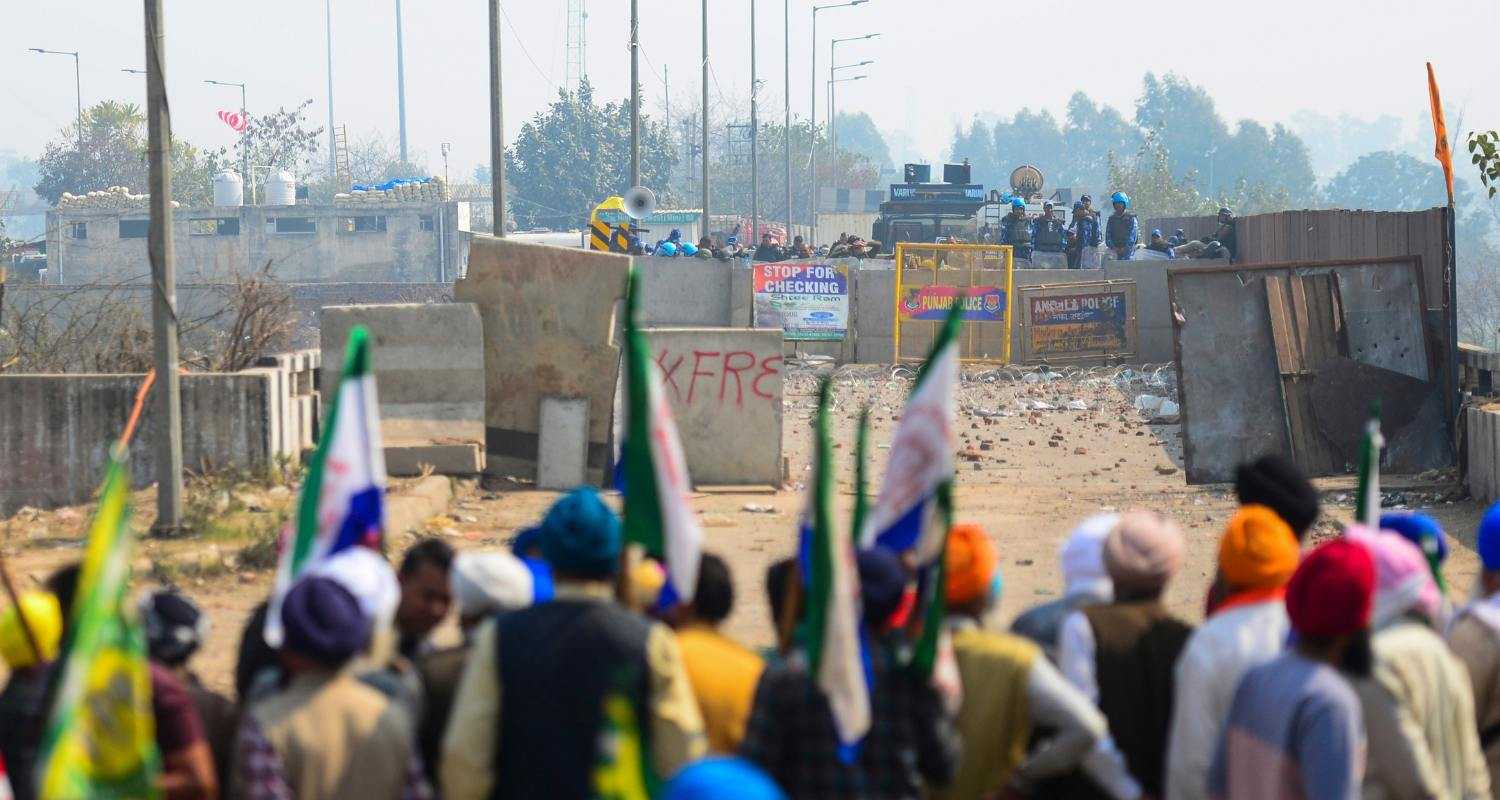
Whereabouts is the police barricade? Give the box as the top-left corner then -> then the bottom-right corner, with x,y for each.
892,243 -> 1015,363
1016,280 -> 1138,364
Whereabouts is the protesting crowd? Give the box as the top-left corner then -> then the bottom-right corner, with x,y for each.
1,270 -> 1495,800
9,456 -> 1500,799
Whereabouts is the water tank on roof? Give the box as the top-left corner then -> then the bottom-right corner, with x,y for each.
212,170 -> 244,206
265,170 -> 297,206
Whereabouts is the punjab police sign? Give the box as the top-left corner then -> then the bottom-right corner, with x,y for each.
753,262 -> 850,341
1018,280 -> 1137,363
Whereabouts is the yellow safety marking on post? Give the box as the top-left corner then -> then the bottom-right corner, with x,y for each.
611,225 -> 632,253
589,221 -> 612,251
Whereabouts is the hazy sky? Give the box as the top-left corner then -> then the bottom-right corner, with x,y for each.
3,0 -> 1497,180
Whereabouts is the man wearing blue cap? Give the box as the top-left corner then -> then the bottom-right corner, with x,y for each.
1104,192 -> 1139,261
441,487 -> 705,799
1448,504 -> 1500,790
235,575 -> 431,799
998,198 -> 1035,261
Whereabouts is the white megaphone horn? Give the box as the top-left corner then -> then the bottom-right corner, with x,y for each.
624,186 -> 657,221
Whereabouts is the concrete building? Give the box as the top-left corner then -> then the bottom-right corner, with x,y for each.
44,200 -> 470,285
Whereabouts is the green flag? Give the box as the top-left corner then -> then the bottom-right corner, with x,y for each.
617,264 -> 703,604
851,405 -> 872,544
1356,404 -> 1384,529
37,448 -> 160,799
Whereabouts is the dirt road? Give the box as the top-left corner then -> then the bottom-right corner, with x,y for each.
1,365 -> 1482,695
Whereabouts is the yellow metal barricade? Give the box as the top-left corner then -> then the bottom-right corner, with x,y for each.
891,243 -> 1015,363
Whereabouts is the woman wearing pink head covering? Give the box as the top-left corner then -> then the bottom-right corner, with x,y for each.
1346,526 -> 1490,800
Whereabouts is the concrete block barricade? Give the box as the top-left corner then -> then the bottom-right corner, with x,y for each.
457,235 -> 629,484
0,372 -> 286,514
642,327 -> 785,486
320,303 -> 486,451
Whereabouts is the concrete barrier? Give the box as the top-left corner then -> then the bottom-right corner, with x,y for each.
1468,405 -> 1500,504
641,327 -> 785,486
0,372 -> 295,514
320,303 -> 484,445
457,235 -> 629,484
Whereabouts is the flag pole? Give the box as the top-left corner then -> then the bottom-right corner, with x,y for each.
776,565 -> 802,655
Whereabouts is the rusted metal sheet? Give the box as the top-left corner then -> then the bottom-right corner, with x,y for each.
1171,267 -> 1292,484
1171,256 -> 1451,483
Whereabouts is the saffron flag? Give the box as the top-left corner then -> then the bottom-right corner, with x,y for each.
618,265 -> 703,605
800,376 -> 871,755
1427,62 -> 1455,207
859,299 -> 963,566
1357,405 -> 1384,529
36,448 -> 161,799
266,325 -> 387,645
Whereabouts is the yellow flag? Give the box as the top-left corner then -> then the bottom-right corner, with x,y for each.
36,450 -> 160,799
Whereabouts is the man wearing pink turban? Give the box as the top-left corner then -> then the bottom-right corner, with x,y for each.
1345,527 -> 1490,800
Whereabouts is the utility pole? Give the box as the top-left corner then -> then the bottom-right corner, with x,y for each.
783,0 -> 791,237
144,0 -> 184,535
325,0 -> 337,180
629,0 -> 640,189
396,0 -> 409,163
749,0 -> 758,244
700,0 -> 709,236
489,0 -> 506,236
664,65 -> 671,141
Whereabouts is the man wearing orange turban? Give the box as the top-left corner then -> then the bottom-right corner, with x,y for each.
1166,505 -> 1299,800
935,523 -> 1109,800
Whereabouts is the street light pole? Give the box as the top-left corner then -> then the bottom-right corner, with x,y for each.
143,0 -> 184,535
629,0 -> 640,189
783,0 -> 791,238
30,49 -> 82,150
828,74 -> 866,171
828,34 -> 877,171
396,0 -> 408,163
489,0 -> 506,236
700,0 -> 710,236
750,0 -> 758,244
206,80 -> 249,202
808,1 -> 867,239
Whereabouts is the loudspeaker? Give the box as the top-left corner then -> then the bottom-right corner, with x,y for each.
623,186 -> 657,220
943,162 -> 971,185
